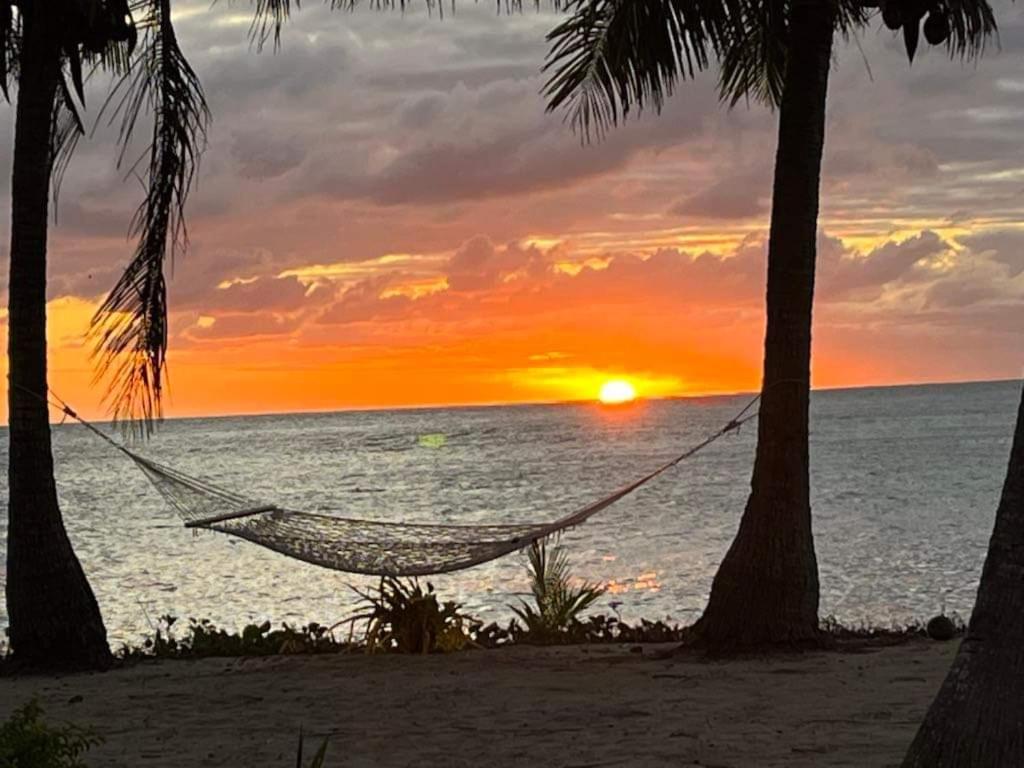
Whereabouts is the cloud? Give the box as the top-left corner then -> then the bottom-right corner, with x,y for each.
246,227 -> 1016,352
670,170 -> 771,220
5,0 -> 1023,415
231,133 -> 307,181
445,236 -> 549,291
819,230 -> 951,301
956,229 -> 1024,277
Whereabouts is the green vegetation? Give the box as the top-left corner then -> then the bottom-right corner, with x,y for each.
351,578 -> 477,654
118,615 -> 351,660
83,543 -> 952,663
0,701 -> 101,768
295,730 -> 329,768
510,539 -> 607,643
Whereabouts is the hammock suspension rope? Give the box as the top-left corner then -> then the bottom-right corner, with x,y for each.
14,383 -> 758,577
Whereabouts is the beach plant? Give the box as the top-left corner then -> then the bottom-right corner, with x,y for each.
350,577 -> 478,654
544,0 -> 997,650
295,729 -> 329,768
0,700 -> 102,768
118,614 -> 352,660
510,539 -> 606,643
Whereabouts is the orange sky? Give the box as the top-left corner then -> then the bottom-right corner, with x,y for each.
1,4 -> 1023,423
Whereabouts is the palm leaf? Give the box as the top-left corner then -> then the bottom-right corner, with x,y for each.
544,0 -> 743,140
717,0 -> 787,107
514,539 -> 606,637
936,0 -> 996,59
544,0 -> 995,135
90,0 -> 210,434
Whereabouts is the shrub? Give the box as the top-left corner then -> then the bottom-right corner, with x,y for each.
510,539 -> 606,643
119,615 -> 352,660
351,577 -> 477,653
0,700 -> 101,768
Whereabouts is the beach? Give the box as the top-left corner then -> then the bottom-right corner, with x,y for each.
0,640 -> 956,767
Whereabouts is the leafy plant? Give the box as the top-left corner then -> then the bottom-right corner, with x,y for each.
119,615 -> 352,660
295,729 -> 328,768
351,577 -> 477,654
510,539 -> 606,643
0,700 -> 101,768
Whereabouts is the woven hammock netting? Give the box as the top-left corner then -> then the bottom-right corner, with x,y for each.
128,450 -> 701,577
52,390 -> 756,577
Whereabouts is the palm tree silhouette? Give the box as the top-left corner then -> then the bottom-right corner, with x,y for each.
4,0 -> 207,670
3,0 -> 543,671
544,0 -> 995,648
902,380 -> 1024,764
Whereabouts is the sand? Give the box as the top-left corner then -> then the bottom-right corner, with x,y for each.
0,640 -> 957,767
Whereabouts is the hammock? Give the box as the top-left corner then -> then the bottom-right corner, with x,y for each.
43,390 -> 757,577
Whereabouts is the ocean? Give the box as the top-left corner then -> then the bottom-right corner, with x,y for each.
0,379 -> 1019,646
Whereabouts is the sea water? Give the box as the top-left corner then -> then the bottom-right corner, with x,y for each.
0,380 -> 1019,646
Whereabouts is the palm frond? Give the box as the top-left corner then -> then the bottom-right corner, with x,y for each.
717,0 -> 871,110
543,0 -> 741,141
244,0 -> 563,49
90,0 -> 210,434
249,0 -> 295,51
50,82 -> 86,214
512,539 -> 605,639
50,6 -> 143,209
938,0 -> 996,59
717,0 -> 787,108
0,0 -> 14,101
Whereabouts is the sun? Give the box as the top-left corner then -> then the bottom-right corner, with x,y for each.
598,380 -> 637,405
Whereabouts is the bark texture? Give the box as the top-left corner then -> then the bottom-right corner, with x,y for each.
6,10 -> 111,670
901,384 -> 1024,766
690,0 -> 834,649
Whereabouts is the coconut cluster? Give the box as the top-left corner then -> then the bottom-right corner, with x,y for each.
881,0 -> 951,60
63,0 -> 138,56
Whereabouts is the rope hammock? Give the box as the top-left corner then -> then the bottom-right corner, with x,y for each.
29,387 -> 757,577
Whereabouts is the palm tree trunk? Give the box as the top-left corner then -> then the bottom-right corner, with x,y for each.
5,10 -> 111,670
901,383 -> 1024,766
690,0 -> 834,649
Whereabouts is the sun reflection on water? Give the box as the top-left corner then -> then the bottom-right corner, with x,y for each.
605,570 -> 663,595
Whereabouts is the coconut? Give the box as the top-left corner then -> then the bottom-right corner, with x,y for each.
926,614 -> 957,641
882,1 -> 904,30
924,10 -> 951,45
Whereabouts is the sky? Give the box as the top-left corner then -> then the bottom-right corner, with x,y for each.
1,1 -> 1023,419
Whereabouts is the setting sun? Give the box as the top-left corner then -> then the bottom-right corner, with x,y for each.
598,380 -> 637,405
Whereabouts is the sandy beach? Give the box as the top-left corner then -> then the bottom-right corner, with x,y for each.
0,640 -> 957,767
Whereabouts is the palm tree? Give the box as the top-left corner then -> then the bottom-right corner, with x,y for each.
2,0 -> 536,672
3,0 -> 207,670
901,381 -> 1024,766
544,0 -> 995,648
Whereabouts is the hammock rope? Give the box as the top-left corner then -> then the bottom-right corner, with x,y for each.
17,384 -> 758,577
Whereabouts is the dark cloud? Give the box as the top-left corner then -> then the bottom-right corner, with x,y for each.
2,0 -> 1021,388
819,230 -> 951,301
957,229 -> 1024,277
445,236 -> 547,291
231,133 -> 307,181
670,171 -> 770,220
184,312 -> 306,341
316,276 -> 415,325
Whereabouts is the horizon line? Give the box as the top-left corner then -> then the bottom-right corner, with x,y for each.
23,374 -> 1021,430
